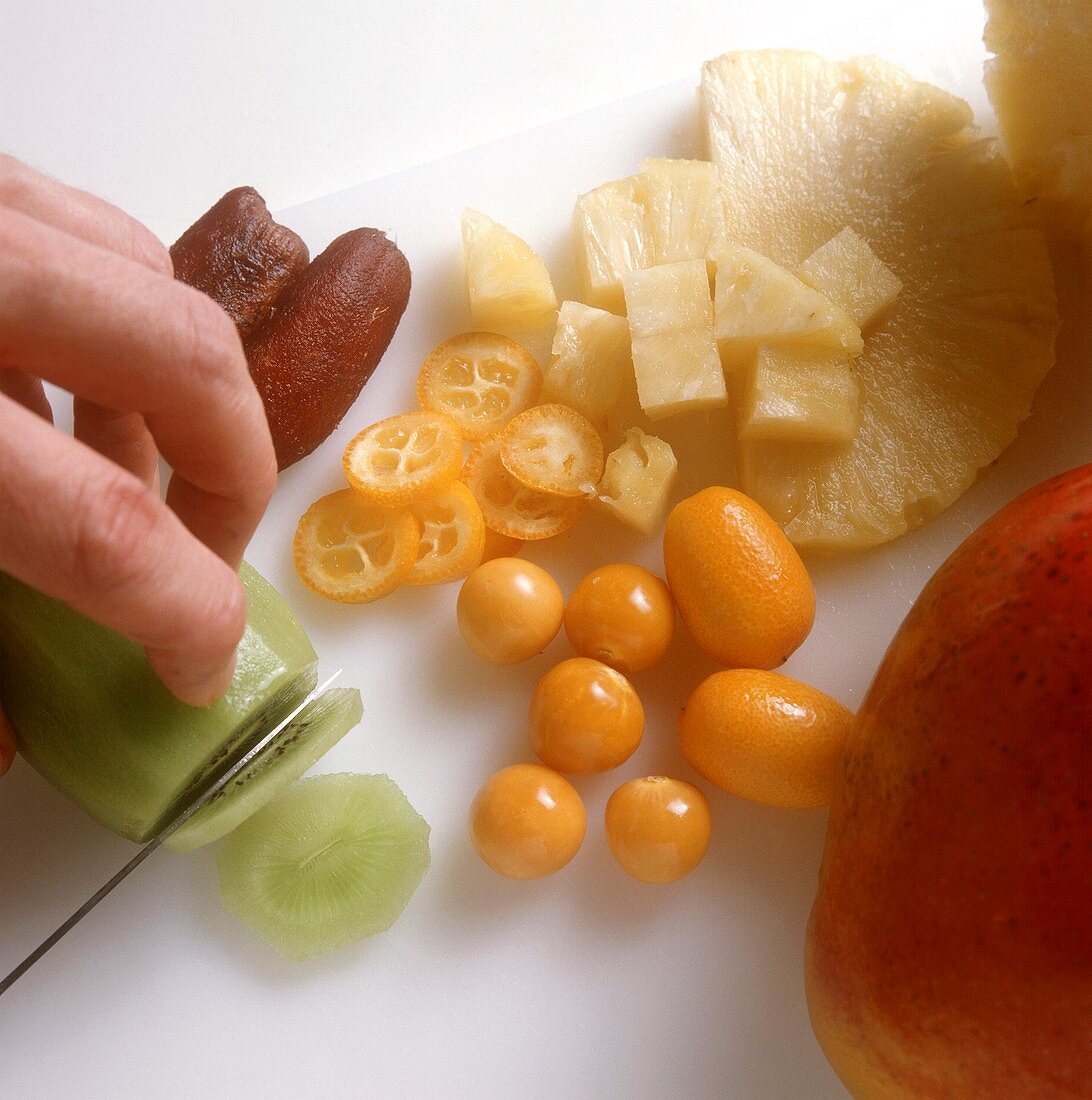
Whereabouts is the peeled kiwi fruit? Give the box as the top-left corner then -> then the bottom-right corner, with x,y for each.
0,563 -> 319,842
166,687 -> 363,853
217,773 -> 431,961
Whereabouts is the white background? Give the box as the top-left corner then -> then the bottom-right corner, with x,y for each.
2,0 -> 956,243
2,3 -> 1057,1099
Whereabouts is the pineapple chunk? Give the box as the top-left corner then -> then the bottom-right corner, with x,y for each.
573,176 -> 650,313
596,428 -> 678,534
797,227 -> 902,328
462,208 -> 557,332
985,0 -> 1092,237
640,158 -> 721,270
739,346 -> 859,444
544,301 -> 631,423
623,260 -> 727,421
713,245 -> 863,365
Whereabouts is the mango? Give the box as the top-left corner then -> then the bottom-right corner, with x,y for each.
806,465 -> 1092,1096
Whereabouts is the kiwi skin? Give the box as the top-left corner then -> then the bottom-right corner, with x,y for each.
0,563 -> 317,842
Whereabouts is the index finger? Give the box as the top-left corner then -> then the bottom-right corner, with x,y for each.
0,209 -> 278,568
0,154 -> 172,275
0,393 -> 246,705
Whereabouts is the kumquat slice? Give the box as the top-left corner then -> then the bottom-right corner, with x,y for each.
343,411 -> 462,505
294,489 -> 419,603
463,434 -> 585,541
407,481 -> 487,586
499,403 -> 605,498
417,332 -> 542,440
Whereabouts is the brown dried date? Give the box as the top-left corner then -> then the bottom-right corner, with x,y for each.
244,229 -> 411,469
172,192 -> 411,469
170,187 -> 309,342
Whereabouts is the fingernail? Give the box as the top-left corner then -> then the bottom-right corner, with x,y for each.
153,651 -> 238,708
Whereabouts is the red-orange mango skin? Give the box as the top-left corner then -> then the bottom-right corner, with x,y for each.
806,464 -> 1092,1098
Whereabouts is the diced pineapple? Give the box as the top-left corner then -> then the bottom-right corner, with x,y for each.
544,301 -> 632,423
713,245 -> 863,366
640,158 -> 721,271
797,227 -> 903,329
985,0 -> 1092,238
623,260 -> 727,421
462,208 -> 557,332
738,346 -> 859,444
595,427 -> 678,534
572,176 -> 650,313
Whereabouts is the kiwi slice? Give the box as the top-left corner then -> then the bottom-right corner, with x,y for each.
166,687 -> 362,853
0,563 -> 318,841
217,773 -> 431,960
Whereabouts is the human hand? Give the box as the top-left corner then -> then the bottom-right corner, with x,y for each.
0,157 -> 278,776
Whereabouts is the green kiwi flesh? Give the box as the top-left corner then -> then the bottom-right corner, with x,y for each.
217,773 -> 431,961
167,686 -> 362,852
0,563 -> 317,842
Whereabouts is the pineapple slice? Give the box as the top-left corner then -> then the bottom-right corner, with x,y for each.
462,208 -> 557,332
797,228 -> 903,329
544,301 -> 631,423
623,260 -> 727,421
703,51 -> 1057,550
572,176 -> 650,313
595,428 -> 678,534
713,245 -> 863,365
640,158 -> 721,270
985,0 -> 1092,239
738,347 -> 859,445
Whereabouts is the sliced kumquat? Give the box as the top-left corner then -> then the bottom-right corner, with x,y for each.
407,481 -> 486,586
343,411 -> 462,505
463,434 -> 585,541
499,403 -> 605,498
417,332 -> 542,440
293,489 -> 419,604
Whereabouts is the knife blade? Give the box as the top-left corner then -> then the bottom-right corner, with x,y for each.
0,667 -> 343,996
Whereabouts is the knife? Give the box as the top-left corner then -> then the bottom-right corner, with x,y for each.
0,667 -> 343,996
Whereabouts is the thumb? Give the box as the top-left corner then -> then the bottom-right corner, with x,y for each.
0,700 -> 15,777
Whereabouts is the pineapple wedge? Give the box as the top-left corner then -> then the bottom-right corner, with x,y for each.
462,208 -> 557,331
572,176 -> 650,313
713,245 -> 863,365
640,158 -> 721,270
797,228 -> 903,329
623,260 -> 727,421
703,51 -> 1057,550
544,301 -> 631,423
738,347 -> 859,445
985,0 -> 1092,239
596,427 -> 678,534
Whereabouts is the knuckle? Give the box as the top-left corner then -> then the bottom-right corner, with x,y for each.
0,205 -> 30,252
0,154 -> 31,208
71,470 -> 162,596
251,435 -> 280,502
129,226 -> 173,277
175,288 -> 247,389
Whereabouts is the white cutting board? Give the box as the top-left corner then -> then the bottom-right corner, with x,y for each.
3,3 -> 1091,1097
